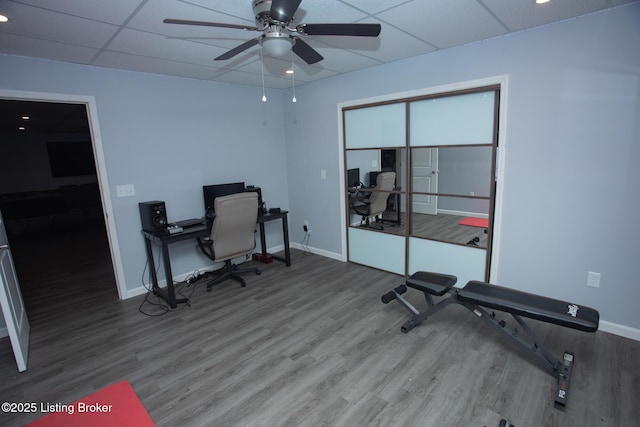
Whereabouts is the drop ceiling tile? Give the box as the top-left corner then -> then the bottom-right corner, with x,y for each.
342,0 -> 411,15
482,0 -> 627,31
107,28 -> 229,67
290,66 -> 339,84
290,0 -> 370,25
180,0 -> 258,20
0,33 -> 99,63
0,2 -> 118,49
303,47 -> 383,74
313,19 -> 436,63
234,55 -> 337,84
11,0 -> 145,25
371,22 -> 437,62
211,67 -> 291,89
377,0 -> 508,49
129,0 -> 255,35
238,55 -> 292,79
92,50 -> 220,80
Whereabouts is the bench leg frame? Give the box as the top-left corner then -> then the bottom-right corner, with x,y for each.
383,284 -> 575,409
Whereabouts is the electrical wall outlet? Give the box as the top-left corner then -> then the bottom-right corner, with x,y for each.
303,220 -> 311,234
587,271 -> 601,288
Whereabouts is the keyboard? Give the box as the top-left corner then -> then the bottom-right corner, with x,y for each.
175,218 -> 206,228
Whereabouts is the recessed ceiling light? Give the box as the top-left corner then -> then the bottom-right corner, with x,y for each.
18,126 -> 26,131
535,0 -> 551,4
22,115 -> 30,120
0,15 -> 9,23
285,69 -> 294,75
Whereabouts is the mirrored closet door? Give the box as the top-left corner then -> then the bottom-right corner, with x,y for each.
344,87 -> 499,284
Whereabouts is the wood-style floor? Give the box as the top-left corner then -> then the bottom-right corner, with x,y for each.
0,229 -> 638,426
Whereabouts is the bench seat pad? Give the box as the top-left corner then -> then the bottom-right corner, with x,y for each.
406,271 -> 457,296
458,281 -> 599,332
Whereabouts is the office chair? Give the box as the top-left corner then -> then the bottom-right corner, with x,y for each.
197,192 -> 260,290
351,171 -> 396,230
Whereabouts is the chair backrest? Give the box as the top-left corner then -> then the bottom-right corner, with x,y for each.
210,192 -> 258,261
367,172 -> 395,216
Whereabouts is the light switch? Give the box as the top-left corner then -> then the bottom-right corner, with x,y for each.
116,184 -> 135,197
321,169 -> 327,180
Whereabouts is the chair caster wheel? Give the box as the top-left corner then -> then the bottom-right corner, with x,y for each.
256,270 -> 261,275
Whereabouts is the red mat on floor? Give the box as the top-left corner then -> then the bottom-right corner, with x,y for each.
458,217 -> 488,228
27,380 -> 154,427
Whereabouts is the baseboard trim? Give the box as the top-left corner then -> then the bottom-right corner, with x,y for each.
437,209 -> 488,218
599,320 -> 640,341
290,242 -> 344,261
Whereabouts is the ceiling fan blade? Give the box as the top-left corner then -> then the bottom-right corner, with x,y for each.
270,0 -> 302,22
214,38 -> 260,61
163,18 -> 257,31
292,38 -> 323,64
297,23 -> 381,37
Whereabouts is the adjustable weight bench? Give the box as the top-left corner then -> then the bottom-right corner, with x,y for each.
381,271 -> 599,409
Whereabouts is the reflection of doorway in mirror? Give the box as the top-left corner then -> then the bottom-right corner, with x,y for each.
412,148 -> 438,215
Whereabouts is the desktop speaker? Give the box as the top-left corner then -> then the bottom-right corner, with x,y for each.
139,201 -> 167,231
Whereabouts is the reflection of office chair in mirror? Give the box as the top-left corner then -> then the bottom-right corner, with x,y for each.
197,192 -> 261,290
352,171 -> 395,230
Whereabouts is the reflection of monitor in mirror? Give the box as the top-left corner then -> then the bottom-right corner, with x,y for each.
347,168 -> 360,187
203,182 -> 245,211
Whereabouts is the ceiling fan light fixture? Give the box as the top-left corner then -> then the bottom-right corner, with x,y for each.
262,36 -> 292,57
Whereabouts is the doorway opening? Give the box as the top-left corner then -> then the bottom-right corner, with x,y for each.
0,91 -> 124,338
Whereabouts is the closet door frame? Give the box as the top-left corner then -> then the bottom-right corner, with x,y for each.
338,76 -> 508,283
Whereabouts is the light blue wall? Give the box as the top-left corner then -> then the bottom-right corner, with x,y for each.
0,56 -> 290,293
282,4 -> 640,331
0,4 -> 638,332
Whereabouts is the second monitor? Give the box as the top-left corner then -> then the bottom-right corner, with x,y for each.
203,182 -> 245,211
203,182 -> 264,214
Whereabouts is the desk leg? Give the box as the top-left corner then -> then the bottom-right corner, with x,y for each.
259,222 -> 268,256
161,243 -> 177,307
395,193 -> 402,225
144,238 -> 159,290
145,239 -> 187,309
257,215 -> 291,266
281,214 -> 291,266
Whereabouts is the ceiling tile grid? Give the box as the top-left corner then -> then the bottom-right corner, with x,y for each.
0,0 -> 636,88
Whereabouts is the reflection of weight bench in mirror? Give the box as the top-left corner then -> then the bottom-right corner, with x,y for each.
381,271 -> 600,409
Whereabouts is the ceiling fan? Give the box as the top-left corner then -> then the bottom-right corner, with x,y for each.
163,0 -> 381,65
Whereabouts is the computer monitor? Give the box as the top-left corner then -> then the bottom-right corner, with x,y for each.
347,168 -> 360,187
203,182 -> 245,211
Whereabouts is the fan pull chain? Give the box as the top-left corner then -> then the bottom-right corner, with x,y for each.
260,44 -> 267,102
291,51 -> 297,103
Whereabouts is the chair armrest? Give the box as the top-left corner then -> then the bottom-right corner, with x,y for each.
196,236 -> 214,259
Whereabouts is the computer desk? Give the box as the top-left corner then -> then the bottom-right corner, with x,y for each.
141,211 -> 291,308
